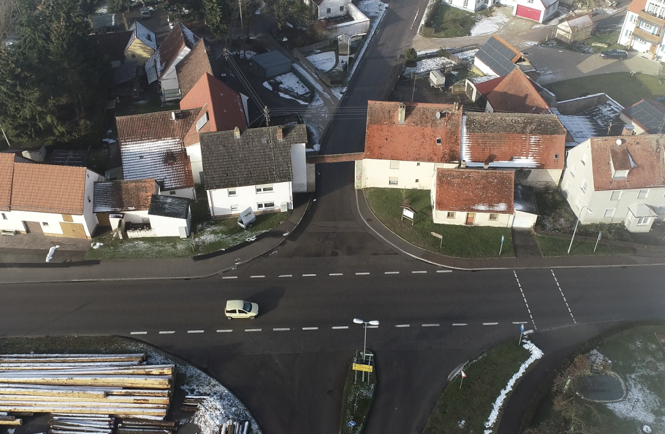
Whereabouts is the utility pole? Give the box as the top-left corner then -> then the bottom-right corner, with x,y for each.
263,106 -> 270,127
0,123 -> 10,148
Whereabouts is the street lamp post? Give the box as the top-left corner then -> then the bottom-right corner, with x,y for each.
567,206 -> 592,254
353,318 -> 379,361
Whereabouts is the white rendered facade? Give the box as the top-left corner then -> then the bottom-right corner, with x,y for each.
207,181 -> 293,218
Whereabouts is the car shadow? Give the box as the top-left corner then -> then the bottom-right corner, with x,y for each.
249,286 -> 285,316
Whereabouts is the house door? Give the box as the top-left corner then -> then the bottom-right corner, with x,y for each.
59,222 -> 87,239
466,213 -> 475,225
24,221 -> 43,235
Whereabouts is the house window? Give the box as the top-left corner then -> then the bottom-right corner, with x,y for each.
554,154 -> 559,160
637,217 -> 650,225
228,189 -> 237,197
463,0 -> 468,7
131,54 -> 136,58
569,170 -> 575,178
610,191 -> 621,201
625,30 -> 632,37
256,185 -> 274,193
257,202 -> 275,209
340,5 -> 344,11
447,212 -> 455,219
417,162 -> 420,166
436,138 -> 442,145
390,160 -> 400,169
415,179 -> 419,183
326,7 -> 331,13
1,213 -> 6,220
170,191 -> 176,195
581,180 -> 588,192
489,213 -> 498,221
389,177 -> 398,185
638,189 -> 649,199
42,222 -> 49,227
230,204 -> 239,211
147,34 -> 152,41
604,208 -> 615,218
196,112 -> 209,132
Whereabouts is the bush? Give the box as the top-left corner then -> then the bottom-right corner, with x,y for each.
404,48 -> 418,62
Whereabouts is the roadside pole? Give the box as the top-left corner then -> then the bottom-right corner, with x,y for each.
499,235 -> 504,256
594,231 -> 602,253
518,323 -> 524,345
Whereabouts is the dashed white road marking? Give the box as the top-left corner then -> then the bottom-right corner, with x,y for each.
355,272 -> 370,276
329,273 -> 343,276
367,325 -> 379,329
273,328 -> 290,331
216,329 -> 233,333
159,331 -> 175,334
412,270 -> 427,274
303,274 -> 316,277
395,324 -> 410,328
332,326 -> 349,330
452,323 -> 467,326
245,328 -> 262,332
551,269 -> 576,323
130,331 -> 147,335
187,330 -> 204,334
250,275 -> 265,279
512,321 -> 528,324
222,276 -> 238,280
513,270 -> 538,331
483,322 -> 499,326
436,269 -> 453,273
278,274 -> 292,278
385,271 -> 399,275
422,323 -> 440,327
302,327 -> 319,331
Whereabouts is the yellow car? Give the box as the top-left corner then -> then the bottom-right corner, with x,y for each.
225,300 -> 259,320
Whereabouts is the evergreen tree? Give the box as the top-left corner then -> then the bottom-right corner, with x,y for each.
107,0 -> 131,13
203,0 -> 228,38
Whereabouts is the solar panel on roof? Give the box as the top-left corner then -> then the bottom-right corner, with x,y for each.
626,101 -> 665,133
476,37 -> 519,77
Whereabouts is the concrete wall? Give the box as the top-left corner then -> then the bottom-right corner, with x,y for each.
432,208 -> 513,226
207,181 -> 292,217
291,143 -> 308,193
322,5 -> 370,38
355,159 -> 458,190
158,187 -> 196,200
317,0 -> 350,19
150,211 -> 190,237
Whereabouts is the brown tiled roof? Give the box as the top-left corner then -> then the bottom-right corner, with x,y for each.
628,0 -> 648,14
117,110 -> 198,190
364,101 -> 463,163
590,135 -> 665,190
176,40 -> 213,99
474,75 -> 505,95
11,163 -> 87,214
486,68 -> 550,114
152,23 -> 199,79
180,73 -> 248,137
0,153 -> 14,211
435,168 -> 514,213
462,113 -> 566,169
93,179 -> 158,213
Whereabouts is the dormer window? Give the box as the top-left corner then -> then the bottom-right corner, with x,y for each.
609,145 -> 636,180
436,138 -> 442,145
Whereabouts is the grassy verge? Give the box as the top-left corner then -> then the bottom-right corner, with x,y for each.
365,188 -> 514,258
584,31 -> 623,52
421,3 -> 480,38
529,325 -> 665,434
423,339 -> 531,434
86,211 -> 290,260
545,72 -> 665,107
340,358 -> 376,434
535,234 -> 635,256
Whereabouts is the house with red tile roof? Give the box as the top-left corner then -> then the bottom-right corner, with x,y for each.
145,23 -> 199,102
461,112 -> 567,189
116,110 -> 198,199
484,68 -> 551,114
180,73 -> 249,184
561,135 -> 665,233
0,157 -> 103,238
355,101 -> 463,190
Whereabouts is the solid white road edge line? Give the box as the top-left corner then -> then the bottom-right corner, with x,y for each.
187,330 -> 204,333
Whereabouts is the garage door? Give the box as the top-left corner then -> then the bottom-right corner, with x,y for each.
59,222 -> 88,239
516,5 -> 541,21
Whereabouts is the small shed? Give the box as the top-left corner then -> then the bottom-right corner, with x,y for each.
250,51 -> 293,79
555,15 -> 594,44
429,70 -> 446,89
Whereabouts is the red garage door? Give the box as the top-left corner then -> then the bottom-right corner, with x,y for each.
516,5 -> 541,21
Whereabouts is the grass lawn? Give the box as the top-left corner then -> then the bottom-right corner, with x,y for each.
584,31 -> 623,52
339,358 -> 376,434
422,3 -> 481,38
529,325 -> 665,434
365,188 -> 514,258
423,338 -> 532,434
545,72 -> 665,107
535,234 -> 635,256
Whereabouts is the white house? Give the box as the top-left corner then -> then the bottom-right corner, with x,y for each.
145,23 -> 199,101
116,110 -> 198,200
93,179 -> 159,229
511,0 -> 558,23
200,125 -> 308,218
0,155 -> 103,238
305,0 -> 351,19
355,101 -> 464,190
560,135 -> 665,233
147,195 -> 191,238
618,0 -> 665,60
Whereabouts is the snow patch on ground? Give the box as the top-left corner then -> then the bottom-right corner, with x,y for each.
307,51 -> 336,72
483,340 -> 543,433
272,72 -> 310,97
606,375 -> 663,428
403,56 -> 456,76
470,12 -> 510,36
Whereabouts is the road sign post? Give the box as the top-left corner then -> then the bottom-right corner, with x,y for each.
499,235 -> 505,256
401,207 -> 415,226
431,232 -> 442,249
519,323 -> 524,345
594,231 -> 602,253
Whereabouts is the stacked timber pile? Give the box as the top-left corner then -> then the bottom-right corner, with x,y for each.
117,418 -> 176,434
0,353 -> 175,425
51,414 -> 115,434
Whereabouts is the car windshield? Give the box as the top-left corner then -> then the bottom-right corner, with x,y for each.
243,302 -> 252,312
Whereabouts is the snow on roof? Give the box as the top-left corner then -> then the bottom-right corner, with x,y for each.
180,23 -> 198,48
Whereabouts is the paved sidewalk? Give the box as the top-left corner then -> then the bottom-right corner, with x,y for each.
0,196 -> 312,284
351,189 -> 665,270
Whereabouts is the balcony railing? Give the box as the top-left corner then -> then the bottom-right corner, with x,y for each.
638,9 -> 665,27
633,26 -> 663,44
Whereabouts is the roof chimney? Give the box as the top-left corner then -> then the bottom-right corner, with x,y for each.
234,127 -> 240,139
277,127 -> 283,141
483,162 -> 489,169
622,125 -> 634,136
398,103 -> 406,125
461,160 -> 466,168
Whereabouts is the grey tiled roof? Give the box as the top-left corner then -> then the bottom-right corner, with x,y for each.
200,124 -> 307,190
475,35 -> 520,77
148,194 -> 190,219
